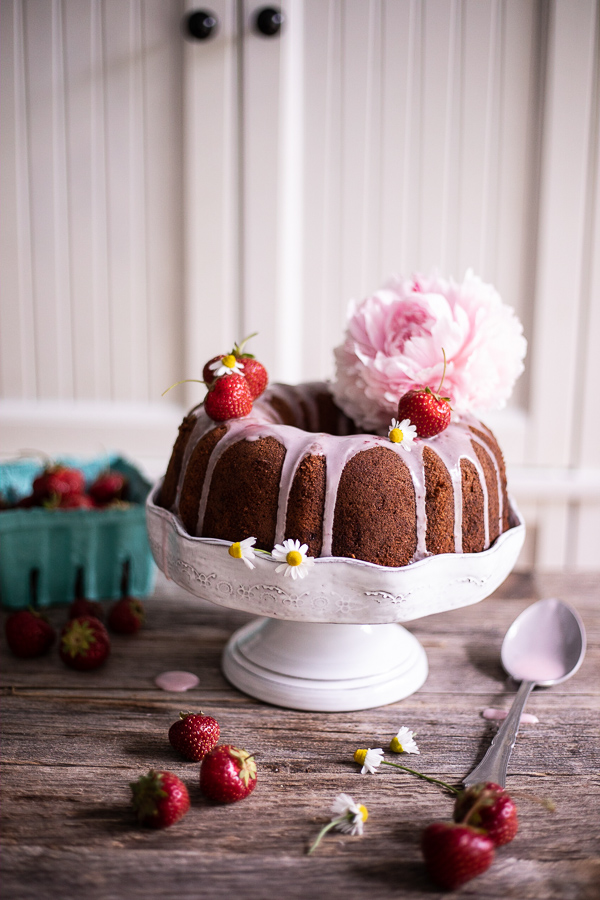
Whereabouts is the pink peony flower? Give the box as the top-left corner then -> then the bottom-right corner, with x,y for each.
331,270 -> 527,432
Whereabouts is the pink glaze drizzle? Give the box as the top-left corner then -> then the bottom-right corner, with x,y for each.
174,383 -> 504,562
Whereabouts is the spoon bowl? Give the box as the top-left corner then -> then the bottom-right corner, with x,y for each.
501,597 -> 586,686
464,597 -> 586,787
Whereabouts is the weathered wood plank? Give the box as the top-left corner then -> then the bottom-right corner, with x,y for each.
1,572 -> 598,900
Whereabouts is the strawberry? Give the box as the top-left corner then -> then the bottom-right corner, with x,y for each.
202,354 -> 225,385
202,333 -> 268,398
169,711 -> 220,761
69,597 -> 105,621
453,782 -> 518,847
5,609 -> 56,658
56,493 -> 95,509
239,357 -> 268,399
88,471 -> 128,505
59,616 -> 110,670
32,464 -> 85,503
107,596 -> 145,634
397,349 -> 452,438
130,769 -> 190,829
204,373 -> 253,421
199,744 -> 257,803
421,822 -> 495,890
397,388 -> 451,438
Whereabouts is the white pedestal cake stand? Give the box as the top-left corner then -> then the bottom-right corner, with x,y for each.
146,484 -> 525,712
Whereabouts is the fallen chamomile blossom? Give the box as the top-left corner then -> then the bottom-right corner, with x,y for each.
390,726 -> 420,754
308,793 -> 368,854
353,746 -> 459,794
228,536 -> 257,569
354,748 -> 384,774
272,539 -> 316,580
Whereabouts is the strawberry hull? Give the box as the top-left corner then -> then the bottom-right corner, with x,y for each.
0,455 -> 155,609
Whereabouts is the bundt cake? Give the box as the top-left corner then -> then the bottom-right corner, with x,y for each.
159,382 -> 512,568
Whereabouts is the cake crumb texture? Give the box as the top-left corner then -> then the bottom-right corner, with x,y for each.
332,447 -> 417,566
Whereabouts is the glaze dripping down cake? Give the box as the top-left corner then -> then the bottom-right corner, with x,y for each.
159,381 -> 512,568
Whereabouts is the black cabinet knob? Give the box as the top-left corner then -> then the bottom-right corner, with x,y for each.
255,6 -> 284,36
184,9 -> 219,40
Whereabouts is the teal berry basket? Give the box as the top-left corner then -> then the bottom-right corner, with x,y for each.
0,455 -> 156,609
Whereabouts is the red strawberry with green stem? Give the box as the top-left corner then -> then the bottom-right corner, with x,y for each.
89,471 -> 128,505
107,596 -> 145,634
421,821 -> 495,890
169,711 -> 220,761
205,373 -> 253,421
32,463 -> 86,505
199,744 -> 257,803
59,616 -> 110,670
131,769 -> 190,828
453,781 -> 518,847
5,609 -> 56,658
397,349 -> 452,438
202,333 -> 268,399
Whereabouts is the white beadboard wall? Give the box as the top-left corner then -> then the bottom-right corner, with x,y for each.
1,0 -> 599,572
0,0 -> 186,464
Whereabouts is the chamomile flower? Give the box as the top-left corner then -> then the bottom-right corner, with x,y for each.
210,353 -> 244,377
390,726 -> 420,754
388,418 -> 417,450
272,539 -> 315,580
353,747 -> 384,774
308,793 -> 369,854
228,536 -> 257,569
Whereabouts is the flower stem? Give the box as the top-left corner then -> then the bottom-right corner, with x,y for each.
307,817 -> 343,855
436,348 -> 448,395
381,760 -> 460,794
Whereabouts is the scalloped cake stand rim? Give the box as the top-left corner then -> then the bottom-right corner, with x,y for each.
146,484 -> 525,711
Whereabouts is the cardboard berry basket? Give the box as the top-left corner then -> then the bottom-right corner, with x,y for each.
0,455 -> 156,609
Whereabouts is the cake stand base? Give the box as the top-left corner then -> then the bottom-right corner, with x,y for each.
222,618 -> 429,711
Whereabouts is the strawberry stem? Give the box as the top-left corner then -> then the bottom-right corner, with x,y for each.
435,348 -> 448,395
161,379 -> 207,397
459,789 -> 491,826
234,332 -> 258,356
380,760 -> 460,794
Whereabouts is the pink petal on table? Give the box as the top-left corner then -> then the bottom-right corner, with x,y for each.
155,671 -> 199,692
482,707 -> 539,724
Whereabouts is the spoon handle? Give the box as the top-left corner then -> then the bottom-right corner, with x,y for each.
463,680 -> 535,788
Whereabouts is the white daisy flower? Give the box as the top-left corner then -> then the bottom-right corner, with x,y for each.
330,793 -> 369,835
388,418 -> 417,450
353,747 -> 384,774
272,538 -> 316,580
308,793 -> 368,854
228,536 -> 257,570
390,726 -> 420,754
210,353 -> 244,378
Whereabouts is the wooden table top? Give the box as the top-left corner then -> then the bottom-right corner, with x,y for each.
2,571 -> 599,900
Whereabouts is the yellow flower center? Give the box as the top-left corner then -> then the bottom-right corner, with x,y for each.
389,427 -> 403,444
390,737 -> 404,753
286,550 -> 303,567
358,804 -> 369,823
229,542 -> 243,559
354,749 -> 367,765
223,354 -> 237,368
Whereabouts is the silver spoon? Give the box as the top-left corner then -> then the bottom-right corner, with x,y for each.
463,597 -> 586,788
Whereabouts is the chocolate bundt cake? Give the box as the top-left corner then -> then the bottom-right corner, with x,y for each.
159,382 -> 512,568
